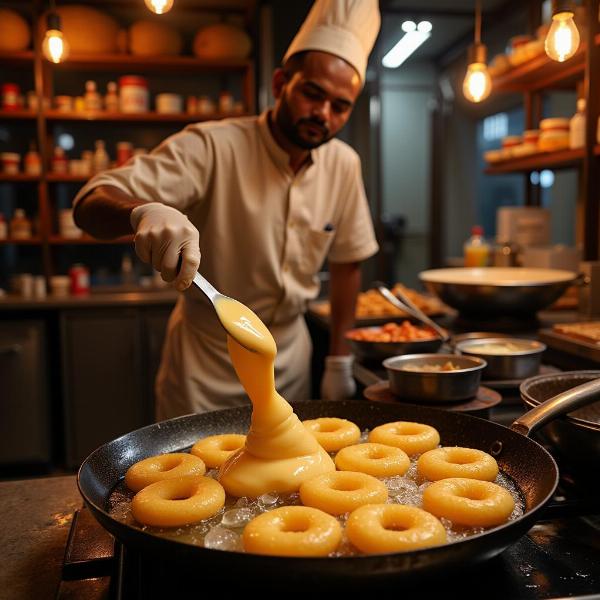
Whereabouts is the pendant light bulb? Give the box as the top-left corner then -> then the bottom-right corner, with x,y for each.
544,10 -> 580,62
144,0 -> 174,14
463,61 -> 492,103
42,13 -> 69,64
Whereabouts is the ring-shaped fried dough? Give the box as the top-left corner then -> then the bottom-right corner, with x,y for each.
125,453 -> 206,492
346,504 -> 447,554
191,434 -> 246,468
422,478 -> 515,527
417,447 -> 498,482
243,506 -> 342,557
368,421 -> 440,456
131,475 -> 225,527
299,470 -> 388,516
335,443 -> 410,478
302,417 -> 361,452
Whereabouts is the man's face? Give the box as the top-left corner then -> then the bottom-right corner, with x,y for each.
272,51 -> 362,150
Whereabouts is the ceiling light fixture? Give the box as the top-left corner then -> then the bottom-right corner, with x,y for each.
462,0 -> 491,103
42,1 -> 69,64
545,0 -> 580,62
382,20 -> 432,68
144,0 -> 174,15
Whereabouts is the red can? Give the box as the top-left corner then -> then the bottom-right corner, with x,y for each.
69,263 -> 90,295
2,83 -> 20,110
116,141 -> 133,166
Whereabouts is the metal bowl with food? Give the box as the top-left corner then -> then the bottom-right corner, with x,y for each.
419,267 -> 576,316
382,353 -> 487,402
456,337 -> 546,380
345,321 -> 444,361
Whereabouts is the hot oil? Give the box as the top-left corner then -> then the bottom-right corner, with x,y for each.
108,447 -> 526,556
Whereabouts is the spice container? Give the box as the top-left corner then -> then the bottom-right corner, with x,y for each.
119,75 -> 149,113
197,95 -> 214,115
1,152 -> 20,174
69,264 -> 90,295
10,208 -> 32,240
50,275 -> 70,297
55,95 -> 74,112
93,140 -> 110,173
156,93 -> 183,114
26,90 -> 38,111
116,141 -> 133,166
218,91 -> 233,113
84,80 -> 102,111
186,95 -> 197,114
569,98 -> 586,149
2,83 -> 20,110
52,147 -> 68,173
464,225 -> 490,267
24,143 -> 41,175
105,81 -> 119,112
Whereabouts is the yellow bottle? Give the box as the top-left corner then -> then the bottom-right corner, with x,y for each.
464,225 -> 490,267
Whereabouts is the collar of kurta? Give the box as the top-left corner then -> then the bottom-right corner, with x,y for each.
257,110 -> 315,175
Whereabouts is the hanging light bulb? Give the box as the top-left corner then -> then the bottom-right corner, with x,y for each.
544,1 -> 580,62
463,1 -> 491,103
42,12 -> 69,64
144,0 -> 174,15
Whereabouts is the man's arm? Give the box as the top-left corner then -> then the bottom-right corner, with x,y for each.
328,260 -> 361,355
74,185 -> 146,239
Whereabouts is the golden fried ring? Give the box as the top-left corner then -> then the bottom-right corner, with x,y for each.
422,477 -> 515,527
243,506 -> 342,557
131,475 -> 225,527
417,447 -> 498,482
191,434 -> 246,468
368,421 -> 440,456
334,443 -> 410,478
125,453 -> 206,492
299,470 -> 388,516
302,417 -> 361,452
346,504 -> 447,554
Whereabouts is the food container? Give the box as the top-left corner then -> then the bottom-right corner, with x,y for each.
1,152 -> 20,174
539,118 -> 569,152
382,353 -> 487,402
50,275 -> 71,297
119,75 -> 149,113
2,82 -> 20,110
155,93 -> 183,114
55,95 -> 74,112
197,95 -> 215,115
345,322 -> 444,361
116,141 -> 133,166
69,263 -> 90,295
455,337 -> 546,380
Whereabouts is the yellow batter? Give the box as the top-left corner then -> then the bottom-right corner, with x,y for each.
216,296 -> 335,497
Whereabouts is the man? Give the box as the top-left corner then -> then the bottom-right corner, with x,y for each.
73,0 -> 380,420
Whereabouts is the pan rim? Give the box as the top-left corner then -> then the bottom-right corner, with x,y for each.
77,400 -> 559,563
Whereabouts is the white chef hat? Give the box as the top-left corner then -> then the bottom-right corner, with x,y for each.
283,0 -> 381,84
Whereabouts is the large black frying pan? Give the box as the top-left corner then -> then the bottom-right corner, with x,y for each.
78,379 -> 600,588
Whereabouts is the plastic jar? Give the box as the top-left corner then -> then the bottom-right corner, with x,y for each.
1,152 -> 20,174
155,93 -> 183,114
2,83 -> 20,110
50,275 -> 71,297
119,75 -> 149,113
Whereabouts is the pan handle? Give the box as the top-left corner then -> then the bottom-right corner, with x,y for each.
511,377 -> 600,436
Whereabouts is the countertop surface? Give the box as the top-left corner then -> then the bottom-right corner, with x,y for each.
0,475 -> 82,600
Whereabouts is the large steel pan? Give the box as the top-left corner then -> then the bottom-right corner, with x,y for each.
78,380 -> 600,590
419,267 -> 576,316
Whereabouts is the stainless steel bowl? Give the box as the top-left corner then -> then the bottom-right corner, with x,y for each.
346,327 -> 443,361
456,337 -> 546,380
382,353 -> 487,402
419,267 -> 576,316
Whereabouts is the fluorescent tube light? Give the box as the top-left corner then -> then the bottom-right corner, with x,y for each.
382,21 -> 432,68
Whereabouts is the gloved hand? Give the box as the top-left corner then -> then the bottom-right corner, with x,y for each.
320,355 -> 356,401
130,203 -> 200,291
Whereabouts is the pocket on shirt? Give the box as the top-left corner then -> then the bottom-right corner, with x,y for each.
300,228 -> 335,274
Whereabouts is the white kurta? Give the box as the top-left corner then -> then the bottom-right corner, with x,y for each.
74,111 -> 379,418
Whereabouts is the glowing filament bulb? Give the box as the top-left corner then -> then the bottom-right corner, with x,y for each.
545,11 -> 580,62
42,29 -> 69,64
463,62 -> 492,103
144,0 -> 174,14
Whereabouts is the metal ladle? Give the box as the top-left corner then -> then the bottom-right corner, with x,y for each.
374,281 -> 450,343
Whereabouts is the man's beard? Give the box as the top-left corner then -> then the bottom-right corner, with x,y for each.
276,96 -> 331,150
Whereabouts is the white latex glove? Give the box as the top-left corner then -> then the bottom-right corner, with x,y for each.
320,355 -> 356,401
130,203 -> 200,291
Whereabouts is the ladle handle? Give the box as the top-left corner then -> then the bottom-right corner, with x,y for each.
193,272 -> 219,303
375,283 -> 449,342
511,377 -> 600,437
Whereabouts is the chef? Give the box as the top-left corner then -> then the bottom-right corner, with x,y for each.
73,0 -> 381,420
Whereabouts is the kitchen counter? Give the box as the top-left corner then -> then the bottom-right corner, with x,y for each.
0,476 -> 83,600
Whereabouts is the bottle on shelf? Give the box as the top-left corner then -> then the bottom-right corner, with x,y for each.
0,213 -> 7,240
93,140 -> 110,173
10,208 -> 33,240
24,142 -> 41,176
105,81 -> 119,112
51,146 -> 68,174
84,80 -> 102,111
464,225 -> 490,267
569,98 -> 586,149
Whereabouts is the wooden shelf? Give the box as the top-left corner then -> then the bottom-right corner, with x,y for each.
0,237 -> 42,245
0,51 -> 35,66
46,174 -> 91,183
0,110 -> 37,120
0,174 -> 41,182
44,110 -> 247,123
484,148 -> 584,174
51,53 -> 252,72
492,45 -> 586,93
49,235 -> 134,245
